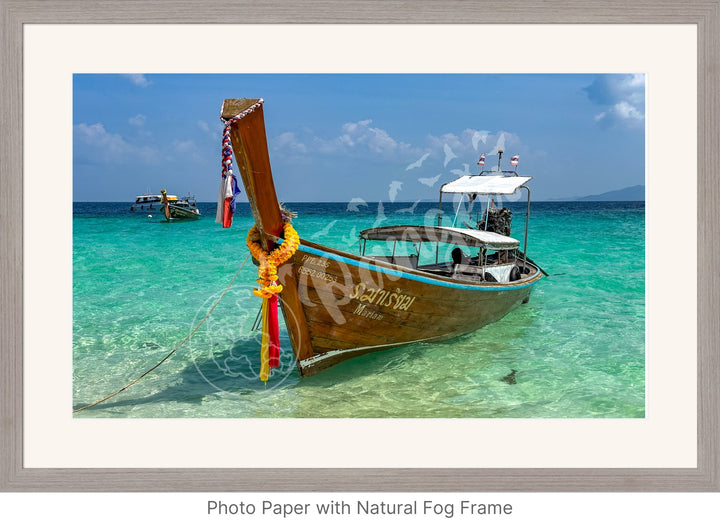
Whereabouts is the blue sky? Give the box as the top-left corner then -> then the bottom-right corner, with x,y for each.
73,73 -> 645,202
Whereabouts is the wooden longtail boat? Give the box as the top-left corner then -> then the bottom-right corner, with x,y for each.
160,189 -> 201,220
221,98 -> 543,377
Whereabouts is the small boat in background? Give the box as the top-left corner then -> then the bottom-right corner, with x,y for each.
160,189 -> 201,221
130,191 -> 178,212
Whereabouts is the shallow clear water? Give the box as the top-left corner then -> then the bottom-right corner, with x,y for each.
73,201 -> 645,418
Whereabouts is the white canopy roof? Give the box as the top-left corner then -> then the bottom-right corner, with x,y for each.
360,225 -> 519,250
440,173 -> 532,195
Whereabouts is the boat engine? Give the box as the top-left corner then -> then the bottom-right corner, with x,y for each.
479,207 -> 512,236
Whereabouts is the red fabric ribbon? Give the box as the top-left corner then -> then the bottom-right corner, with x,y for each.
222,196 -> 233,228
268,294 -> 280,368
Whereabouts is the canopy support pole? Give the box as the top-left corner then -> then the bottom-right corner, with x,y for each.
436,192 -> 443,226
520,185 -> 531,270
451,195 -> 464,228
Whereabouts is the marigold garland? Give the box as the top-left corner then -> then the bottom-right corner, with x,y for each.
246,222 -> 300,298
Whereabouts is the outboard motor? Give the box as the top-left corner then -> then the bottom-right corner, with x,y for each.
480,206 -> 512,236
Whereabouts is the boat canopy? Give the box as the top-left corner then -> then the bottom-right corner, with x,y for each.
359,225 -> 519,250
135,194 -> 178,201
440,172 -> 532,195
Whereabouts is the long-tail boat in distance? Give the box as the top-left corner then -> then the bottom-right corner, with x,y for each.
220,98 -> 543,377
159,189 -> 202,220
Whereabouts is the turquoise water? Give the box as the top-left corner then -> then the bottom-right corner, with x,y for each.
73,201 -> 645,418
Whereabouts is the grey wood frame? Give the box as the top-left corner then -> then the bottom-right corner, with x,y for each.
1,0 -> 717,491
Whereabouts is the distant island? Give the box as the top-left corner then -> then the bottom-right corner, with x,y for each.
549,185 -> 645,202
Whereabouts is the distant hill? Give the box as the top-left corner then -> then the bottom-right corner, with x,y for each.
550,185 -> 645,202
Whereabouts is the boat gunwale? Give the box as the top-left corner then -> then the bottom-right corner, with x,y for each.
270,234 -> 543,291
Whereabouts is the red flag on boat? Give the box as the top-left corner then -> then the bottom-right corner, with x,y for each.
216,173 -> 241,228
477,153 -> 486,166
510,154 -> 519,166
216,121 -> 242,227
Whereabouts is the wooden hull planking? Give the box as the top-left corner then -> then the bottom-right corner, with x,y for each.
279,240 -> 540,376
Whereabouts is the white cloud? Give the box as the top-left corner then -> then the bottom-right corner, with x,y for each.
336,119 -> 409,155
584,74 -> 645,128
296,119 -> 413,158
593,101 -> 643,127
613,101 -> 643,122
197,120 -> 219,141
173,140 -> 195,153
74,122 -> 159,163
75,122 -> 130,152
428,132 -> 463,152
123,74 -> 150,87
129,114 -> 146,127
428,129 -> 492,154
416,129 -> 524,174
170,139 -> 207,162
275,132 -> 307,154
272,119 -> 525,180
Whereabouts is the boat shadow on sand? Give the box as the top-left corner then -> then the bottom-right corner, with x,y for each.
73,339 -> 414,414
72,336 -> 299,414
286,302 -> 540,390
73,307 -> 539,414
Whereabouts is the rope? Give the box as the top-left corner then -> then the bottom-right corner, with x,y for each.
220,98 -> 264,182
73,254 -> 251,414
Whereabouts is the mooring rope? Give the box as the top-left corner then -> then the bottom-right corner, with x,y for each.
73,254 -> 251,414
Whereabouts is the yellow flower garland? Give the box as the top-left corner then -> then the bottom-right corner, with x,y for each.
246,222 -> 300,298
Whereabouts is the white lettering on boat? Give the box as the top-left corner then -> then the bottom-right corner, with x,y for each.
297,265 -> 338,282
352,303 -> 385,321
301,254 -> 329,269
296,252 -> 408,325
349,283 -> 416,312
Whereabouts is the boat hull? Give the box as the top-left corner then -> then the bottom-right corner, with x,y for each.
130,203 -> 162,212
279,240 -> 541,376
166,205 -> 201,220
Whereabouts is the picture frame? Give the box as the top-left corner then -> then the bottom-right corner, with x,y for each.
1,0 -> 718,492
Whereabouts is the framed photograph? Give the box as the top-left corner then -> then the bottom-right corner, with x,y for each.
1,1 -> 718,492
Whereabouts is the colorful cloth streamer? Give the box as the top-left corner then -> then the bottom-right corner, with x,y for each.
259,294 -> 281,382
268,294 -> 280,368
217,173 -> 241,228
260,297 -> 270,382
215,119 -> 242,227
